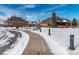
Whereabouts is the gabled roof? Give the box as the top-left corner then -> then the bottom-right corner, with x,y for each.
40,17 -> 52,24
6,16 -> 28,23
56,18 -> 71,23
40,17 -> 71,24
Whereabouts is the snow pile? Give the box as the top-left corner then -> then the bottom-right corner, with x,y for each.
0,27 -> 6,38
3,30 -> 29,55
0,31 -> 5,38
0,30 -> 14,47
31,28 -> 79,55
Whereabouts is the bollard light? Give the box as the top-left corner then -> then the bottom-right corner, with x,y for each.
48,28 -> 51,35
69,34 -> 75,50
40,27 -> 42,32
48,23 -> 51,35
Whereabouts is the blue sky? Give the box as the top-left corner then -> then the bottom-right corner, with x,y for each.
0,4 -> 79,23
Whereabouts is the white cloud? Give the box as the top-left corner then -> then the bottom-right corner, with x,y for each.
56,10 -> 67,14
26,15 -> 33,20
0,5 -> 24,18
25,14 -> 38,22
24,4 -> 36,8
44,10 -> 67,14
36,4 -> 67,16
0,16 -> 7,24
18,4 -> 36,9
0,5 -> 26,24
44,4 -> 67,12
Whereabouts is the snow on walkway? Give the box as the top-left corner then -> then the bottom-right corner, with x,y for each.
3,30 -> 29,55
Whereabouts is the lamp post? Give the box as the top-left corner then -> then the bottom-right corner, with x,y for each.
33,24 -> 34,31
39,24 -> 41,32
69,34 -> 75,50
31,21 -> 34,31
38,19 -> 42,32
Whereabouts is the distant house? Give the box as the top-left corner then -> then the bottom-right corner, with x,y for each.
40,18 -> 51,27
40,12 -> 71,28
4,16 -> 29,27
56,18 -> 71,28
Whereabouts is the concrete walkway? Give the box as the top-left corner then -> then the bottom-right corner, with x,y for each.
22,30 -> 53,55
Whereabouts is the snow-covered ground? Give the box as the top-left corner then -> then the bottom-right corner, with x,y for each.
0,27 -> 29,55
1,27 -> 79,55
2,30 -> 29,55
0,31 -> 14,47
31,27 -> 79,55
0,27 -> 14,47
